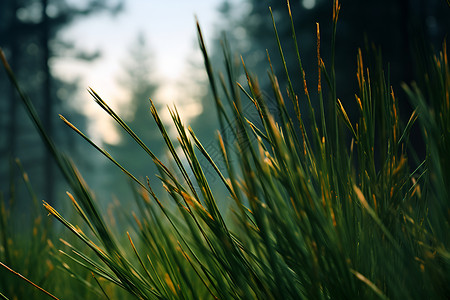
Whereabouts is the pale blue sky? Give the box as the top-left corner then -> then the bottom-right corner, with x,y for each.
54,0 -> 224,143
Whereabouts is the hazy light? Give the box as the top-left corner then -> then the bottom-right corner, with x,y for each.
46,4 -> 59,18
302,0 -> 316,10
53,1 -> 222,145
17,2 -> 43,23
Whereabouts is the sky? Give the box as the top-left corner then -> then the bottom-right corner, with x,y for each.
53,0 -> 224,144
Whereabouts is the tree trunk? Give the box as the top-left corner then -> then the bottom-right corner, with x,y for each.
41,0 -> 54,205
7,0 -> 19,159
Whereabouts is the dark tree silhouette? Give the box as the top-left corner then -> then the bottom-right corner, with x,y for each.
0,0 -> 123,206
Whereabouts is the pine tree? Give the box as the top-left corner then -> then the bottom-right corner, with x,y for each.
104,33 -> 164,203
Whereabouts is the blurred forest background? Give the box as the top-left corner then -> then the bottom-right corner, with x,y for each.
1,0 -> 449,226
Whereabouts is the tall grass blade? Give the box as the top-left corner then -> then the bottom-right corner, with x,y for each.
0,262 -> 60,300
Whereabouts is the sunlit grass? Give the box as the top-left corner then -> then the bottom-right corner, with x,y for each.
1,0 -> 449,299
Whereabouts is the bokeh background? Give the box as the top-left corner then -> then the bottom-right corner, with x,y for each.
1,0 -> 449,224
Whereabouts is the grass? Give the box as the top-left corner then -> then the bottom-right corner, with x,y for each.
1,0 -> 449,298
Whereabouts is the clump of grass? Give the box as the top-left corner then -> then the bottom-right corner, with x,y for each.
0,159 -> 107,300
0,159 -> 55,299
1,0 -> 449,299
